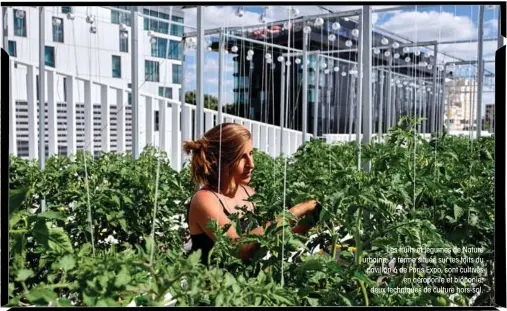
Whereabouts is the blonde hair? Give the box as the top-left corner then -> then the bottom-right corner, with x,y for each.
183,123 -> 252,190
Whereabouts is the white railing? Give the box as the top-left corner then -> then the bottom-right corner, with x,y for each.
323,130 -> 493,144
8,58 -> 311,171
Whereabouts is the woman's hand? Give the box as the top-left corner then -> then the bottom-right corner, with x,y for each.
289,199 -> 318,218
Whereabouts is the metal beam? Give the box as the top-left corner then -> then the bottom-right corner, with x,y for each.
431,44 -> 438,133
386,55 -> 393,131
184,8 -> 362,38
225,33 -> 301,53
2,7 -> 7,50
314,51 -> 321,137
131,7 -> 140,159
476,5 -> 484,137
218,29 -> 224,124
499,7 -> 504,49
360,6 -> 372,172
372,4 -> 436,13
279,57 -> 286,153
39,6 -> 46,212
196,7 -> 204,138
302,30 -> 309,142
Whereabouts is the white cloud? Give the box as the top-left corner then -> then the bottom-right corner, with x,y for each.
181,5 -> 400,33
379,10 -> 499,64
484,19 -> 498,37
379,11 -> 477,42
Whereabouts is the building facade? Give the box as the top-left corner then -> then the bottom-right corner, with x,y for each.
2,6 -> 185,157
444,78 -> 477,131
220,17 -> 439,136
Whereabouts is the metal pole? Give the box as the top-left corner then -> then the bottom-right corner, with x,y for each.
431,44 -> 438,133
313,52 -> 321,137
180,51 -> 187,167
348,76 -> 355,139
2,7 -> 7,50
499,7 -> 504,49
39,7 -> 46,212
279,58 -> 286,153
360,6 -> 373,172
196,7 -> 205,138
378,71 -> 385,138
131,7 -> 140,159
476,5 -> 485,137
302,30 -> 309,141
386,57 -> 393,131
218,29 -> 224,124
326,61 -> 332,134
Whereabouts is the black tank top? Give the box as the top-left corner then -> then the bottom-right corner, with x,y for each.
185,185 -> 252,266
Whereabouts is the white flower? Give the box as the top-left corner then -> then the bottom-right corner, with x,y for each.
74,242 -> 78,246
30,207 -> 40,213
173,200 -> 181,205
169,225 -> 180,231
33,194 -> 40,200
163,292 -> 177,307
68,201 -> 76,209
52,223 -> 57,228
74,173 -> 78,177
104,235 -> 119,245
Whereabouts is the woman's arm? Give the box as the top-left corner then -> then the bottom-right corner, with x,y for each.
191,192 -> 317,262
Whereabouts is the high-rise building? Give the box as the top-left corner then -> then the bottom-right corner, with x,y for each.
3,6 -> 185,157
444,78 -> 477,131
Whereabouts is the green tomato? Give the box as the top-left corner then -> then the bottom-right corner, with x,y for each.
435,297 -> 447,306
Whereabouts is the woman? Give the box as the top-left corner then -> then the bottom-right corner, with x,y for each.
183,123 -> 318,265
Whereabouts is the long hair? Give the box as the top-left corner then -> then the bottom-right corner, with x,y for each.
183,123 -> 252,191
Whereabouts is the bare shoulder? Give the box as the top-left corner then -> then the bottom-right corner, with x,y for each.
244,184 -> 256,195
190,190 -> 222,213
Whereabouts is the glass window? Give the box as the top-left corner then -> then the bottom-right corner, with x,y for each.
168,40 -> 182,59
45,46 -> 55,67
112,55 -> 121,78
151,37 -> 168,58
13,9 -> 27,37
61,6 -> 72,14
63,77 -> 67,102
52,17 -> 64,43
120,30 -> 129,52
170,15 -> 184,37
111,6 -> 132,26
172,64 -> 182,84
8,40 -> 16,57
154,111 -> 159,131
143,9 -> 169,34
145,60 -> 159,82
159,87 -> 173,99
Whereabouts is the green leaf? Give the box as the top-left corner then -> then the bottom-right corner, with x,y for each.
306,297 -> 320,306
353,271 -> 376,287
453,205 -> 464,221
37,211 -> 67,221
15,268 -> 34,282
114,265 -> 131,288
188,249 -> 201,266
215,292 -> 224,306
9,187 -> 29,217
339,293 -> 353,306
26,288 -> 57,305
11,232 -> 27,268
56,298 -> 73,306
32,221 -> 74,254
58,255 -> 76,271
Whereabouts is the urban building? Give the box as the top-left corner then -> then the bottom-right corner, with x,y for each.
3,6 -> 184,157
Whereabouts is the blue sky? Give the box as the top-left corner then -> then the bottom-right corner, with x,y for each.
182,5 -> 500,109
